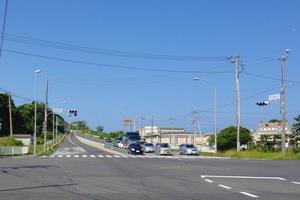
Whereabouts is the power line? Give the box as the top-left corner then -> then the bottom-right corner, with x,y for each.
0,0 -> 8,57
3,33 -> 229,61
243,72 -> 300,84
3,48 -> 234,74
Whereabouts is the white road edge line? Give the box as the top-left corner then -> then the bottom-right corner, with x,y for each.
218,184 -> 232,189
204,179 -> 214,183
240,192 -> 259,198
292,181 -> 300,185
201,175 -> 286,181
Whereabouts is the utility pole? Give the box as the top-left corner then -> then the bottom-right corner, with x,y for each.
231,56 -> 241,152
52,112 -> 55,143
43,78 -> 48,151
192,110 -> 198,146
8,92 -> 13,137
55,116 -> 58,144
280,50 -> 289,154
151,116 -> 154,143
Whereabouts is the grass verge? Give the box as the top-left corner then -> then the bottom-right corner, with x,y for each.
201,149 -> 300,160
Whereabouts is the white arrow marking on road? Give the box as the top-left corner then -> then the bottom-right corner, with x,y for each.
240,192 -> 259,198
200,175 -> 286,181
292,181 -> 300,185
204,179 -> 214,183
218,184 -> 232,189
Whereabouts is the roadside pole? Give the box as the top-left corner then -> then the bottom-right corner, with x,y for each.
8,92 -> 13,137
43,78 -> 48,151
280,50 -> 289,154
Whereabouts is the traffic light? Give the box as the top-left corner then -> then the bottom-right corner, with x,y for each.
68,109 -> 78,117
256,101 -> 270,106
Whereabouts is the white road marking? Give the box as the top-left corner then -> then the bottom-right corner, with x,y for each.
90,155 -> 96,158
121,155 -> 128,158
105,155 -> 112,158
204,179 -> 214,183
41,155 -> 47,158
57,155 -> 63,158
97,155 -> 104,158
82,155 -> 88,158
240,192 -> 259,198
74,155 -> 79,158
218,184 -> 232,189
292,181 -> 300,185
114,155 -> 120,158
136,155 -> 144,158
49,155 -> 55,158
66,155 -> 71,158
200,175 -> 286,181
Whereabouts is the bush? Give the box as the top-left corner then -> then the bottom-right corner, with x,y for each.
0,137 -> 24,146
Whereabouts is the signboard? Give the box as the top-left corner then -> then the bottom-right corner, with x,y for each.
53,108 -> 64,114
122,118 -> 134,126
269,94 -> 280,102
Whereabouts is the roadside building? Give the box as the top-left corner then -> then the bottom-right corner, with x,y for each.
139,126 -> 210,148
253,121 -> 292,147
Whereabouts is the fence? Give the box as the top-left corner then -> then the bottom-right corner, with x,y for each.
0,146 -> 29,156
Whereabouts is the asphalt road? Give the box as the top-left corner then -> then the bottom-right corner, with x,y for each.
0,134 -> 299,200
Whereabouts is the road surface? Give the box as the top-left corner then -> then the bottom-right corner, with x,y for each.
0,133 -> 299,200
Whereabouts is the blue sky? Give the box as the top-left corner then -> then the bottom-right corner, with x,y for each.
0,0 -> 299,132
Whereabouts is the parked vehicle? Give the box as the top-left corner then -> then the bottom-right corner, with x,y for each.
155,143 -> 172,155
179,144 -> 198,155
142,143 -> 155,153
127,143 -> 144,155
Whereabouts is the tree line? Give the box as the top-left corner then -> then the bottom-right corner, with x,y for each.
0,93 -> 66,137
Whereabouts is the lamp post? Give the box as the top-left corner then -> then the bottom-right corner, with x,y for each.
34,69 -> 41,156
193,77 -> 217,152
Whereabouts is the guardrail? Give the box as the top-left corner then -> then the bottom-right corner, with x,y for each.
0,146 -> 29,156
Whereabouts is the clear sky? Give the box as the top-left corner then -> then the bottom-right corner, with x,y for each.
0,0 -> 299,133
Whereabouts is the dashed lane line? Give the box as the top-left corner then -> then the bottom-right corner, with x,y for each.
200,175 -> 286,181
240,192 -> 259,198
291,181 -> 300,185
204,179 -> 214,183
218,184 -> 232,189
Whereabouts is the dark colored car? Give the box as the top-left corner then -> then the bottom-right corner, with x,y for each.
105,138 -> 112,143
127,143 -> 144,155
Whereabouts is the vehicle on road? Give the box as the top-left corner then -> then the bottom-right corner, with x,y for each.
113,137 -> 122,147
105,138 -> 112,143
122,132 -> 141,149
127,143 -> 144,155
142,143 -> 155,153
155,143 -> 172,155
179,144 -> 198,155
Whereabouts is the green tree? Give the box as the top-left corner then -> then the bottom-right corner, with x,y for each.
96,125 -> 104,133
269,119 -> 281,123
209,126 -> 253,151
292,115 -> 300,147
0,94 -> 25,136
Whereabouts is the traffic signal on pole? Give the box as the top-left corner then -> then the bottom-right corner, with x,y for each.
256,101 -> 270,106
68,109 -> 78,117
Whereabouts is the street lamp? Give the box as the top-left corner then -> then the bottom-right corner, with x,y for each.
193,77 -> 218,152
34,69 -> 41,156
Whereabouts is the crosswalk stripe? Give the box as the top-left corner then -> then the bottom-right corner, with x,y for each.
57,155 -> 63,158
97,155 -> 104,158
49,155 -> 55,158
82,155 -> 88,158
66,155 -> 71,158
74,155 -> 79,158
105,155 -> 112,158
90,155 -> 96,158
121,155 -> 128,158
113,155 -> 120,158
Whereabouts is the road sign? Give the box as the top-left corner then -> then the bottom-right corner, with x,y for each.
42,121 -> 47,131
269,94 -> 280,101
53,108 -> 64,114
122,118 -> 134,126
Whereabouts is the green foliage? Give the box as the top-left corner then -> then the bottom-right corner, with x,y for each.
96,125 -> 104,133
209,125 -> 252,151
292,115 -> 300,147
0,137 -> 24,146
269,119 -> 281,123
